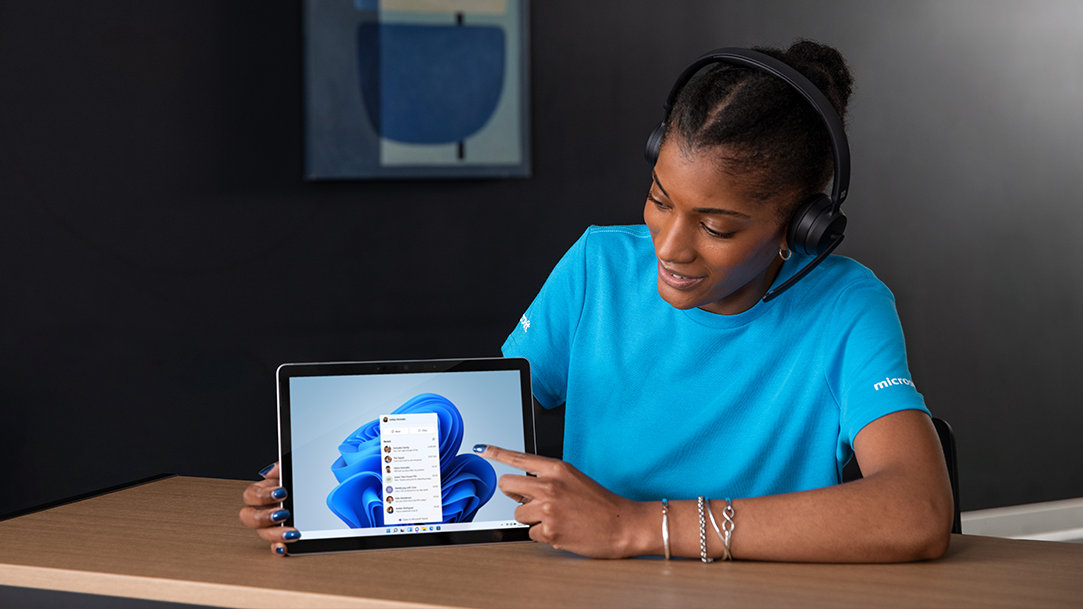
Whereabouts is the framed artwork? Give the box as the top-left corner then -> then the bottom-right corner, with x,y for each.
303,0 -> 530,179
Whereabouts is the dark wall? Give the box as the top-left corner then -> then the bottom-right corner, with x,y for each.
2,0 -> 1080,517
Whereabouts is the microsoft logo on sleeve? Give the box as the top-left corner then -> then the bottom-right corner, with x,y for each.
873,377 -> 916,391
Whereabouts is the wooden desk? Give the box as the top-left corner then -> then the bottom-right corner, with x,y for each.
1,477 -> 1081,608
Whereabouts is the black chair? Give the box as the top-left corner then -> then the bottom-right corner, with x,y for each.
842,416 -> 961,534
934,417 -> 962,534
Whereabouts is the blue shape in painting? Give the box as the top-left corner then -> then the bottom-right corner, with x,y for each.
326,393 -> 497,529
357,22 -> 506,144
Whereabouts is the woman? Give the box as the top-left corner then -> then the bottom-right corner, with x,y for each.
241,40 -> 953,562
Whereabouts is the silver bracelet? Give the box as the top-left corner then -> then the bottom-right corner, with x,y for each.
706,497 -> 735,561
721,498 -> 735,560
661,498 -> 671,560
706,499 -> 724,552
697,496 -> 713,563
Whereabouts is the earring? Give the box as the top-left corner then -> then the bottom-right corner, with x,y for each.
779,247 -> 792,261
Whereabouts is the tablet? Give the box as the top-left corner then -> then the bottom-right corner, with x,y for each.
276,357 -> 535,554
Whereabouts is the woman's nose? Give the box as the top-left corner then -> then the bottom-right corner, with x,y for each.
654,216 -> 695,263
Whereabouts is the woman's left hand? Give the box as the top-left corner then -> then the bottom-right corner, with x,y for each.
475,444 -> 653,558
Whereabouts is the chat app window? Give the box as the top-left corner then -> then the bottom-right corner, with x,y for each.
380,412 -> 442,525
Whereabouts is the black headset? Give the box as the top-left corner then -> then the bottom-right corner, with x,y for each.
645,48 -> 850,302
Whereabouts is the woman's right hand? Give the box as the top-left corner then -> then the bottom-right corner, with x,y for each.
238,462 -> 299,556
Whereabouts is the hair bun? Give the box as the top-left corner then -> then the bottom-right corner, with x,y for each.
770,39 -> 854,120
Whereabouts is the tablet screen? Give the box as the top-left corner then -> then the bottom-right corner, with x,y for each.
276,358 -> 535,553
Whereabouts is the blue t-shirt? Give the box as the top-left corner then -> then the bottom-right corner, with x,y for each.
502,225 -> 928,502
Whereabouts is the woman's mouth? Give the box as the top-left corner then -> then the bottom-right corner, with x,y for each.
658,261 -> 705,290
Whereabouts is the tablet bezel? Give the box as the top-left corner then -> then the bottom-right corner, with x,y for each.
276,357 -> 536,554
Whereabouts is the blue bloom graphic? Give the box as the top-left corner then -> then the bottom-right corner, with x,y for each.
326,393 -> 497,528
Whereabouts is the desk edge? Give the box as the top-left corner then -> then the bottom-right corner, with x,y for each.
0,563 -> 452,609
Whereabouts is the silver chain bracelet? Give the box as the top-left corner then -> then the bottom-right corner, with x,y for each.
697,496 -> 713,563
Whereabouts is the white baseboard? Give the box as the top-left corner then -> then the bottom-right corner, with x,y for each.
961,497 -> 1083,543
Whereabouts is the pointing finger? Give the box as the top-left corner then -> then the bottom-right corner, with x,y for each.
473,444 -> 556,475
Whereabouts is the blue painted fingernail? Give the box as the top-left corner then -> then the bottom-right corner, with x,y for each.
275,546 -> 286,555
258,463 -> 275,477
271,509 -> 290,522
283,530 -> 301,541
472,444 -> 487,453
271,487 -> 287,500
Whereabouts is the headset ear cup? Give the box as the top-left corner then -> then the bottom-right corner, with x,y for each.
788,195 -> 846,255
645,122 -> 666,165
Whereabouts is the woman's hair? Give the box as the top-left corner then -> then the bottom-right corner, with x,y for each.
663,40 -> 853,219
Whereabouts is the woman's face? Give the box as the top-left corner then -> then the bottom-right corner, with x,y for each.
643,139 -> 789,315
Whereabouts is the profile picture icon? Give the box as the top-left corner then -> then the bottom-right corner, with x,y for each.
386,495 -> 394,503
385,465 -> 391,473
384,445 -> 391,453
382,416 -> 389,422
385,455 -> 392,463
385,486 -> 393,494
387,506 -> 394,514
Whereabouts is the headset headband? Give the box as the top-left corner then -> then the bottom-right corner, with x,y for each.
661,48 -> 851,209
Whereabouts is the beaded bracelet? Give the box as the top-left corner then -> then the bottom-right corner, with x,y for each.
697,496 -> 713,563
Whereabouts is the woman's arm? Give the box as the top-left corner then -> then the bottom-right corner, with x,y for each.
665,410 -> 952,562
478,409 -> 953,562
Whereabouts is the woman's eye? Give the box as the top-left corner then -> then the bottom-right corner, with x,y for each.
702,224 -> 736,239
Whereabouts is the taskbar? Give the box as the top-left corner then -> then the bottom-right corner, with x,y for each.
300,519 -> 525,540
